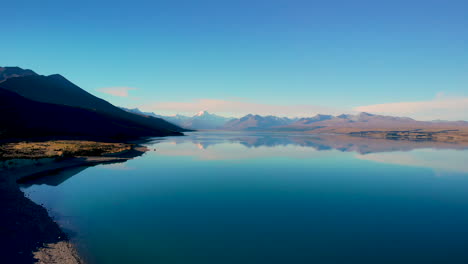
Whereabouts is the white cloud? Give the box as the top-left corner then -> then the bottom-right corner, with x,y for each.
141,98 -> 347,117
354,94 -> 468,121
97,87 -> 137,97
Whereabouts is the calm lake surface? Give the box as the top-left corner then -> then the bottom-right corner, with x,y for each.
21,132 -> 468,264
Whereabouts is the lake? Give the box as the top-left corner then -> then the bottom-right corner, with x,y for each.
21,131 -> 468,264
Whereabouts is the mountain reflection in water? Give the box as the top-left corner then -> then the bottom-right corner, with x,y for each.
22,131 -> 468,188
19,131 -> 468,264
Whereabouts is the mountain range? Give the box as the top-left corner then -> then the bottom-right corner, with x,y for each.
0,67 -> 187,140
2,66 -> 467,140
122,108 -> 468,132
222,114 -> 296,130
120,108 -> 233,130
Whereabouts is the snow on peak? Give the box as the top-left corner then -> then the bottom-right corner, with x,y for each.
196,110 -> 209,117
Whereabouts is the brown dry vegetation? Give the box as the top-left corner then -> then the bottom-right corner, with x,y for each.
308,127 -> 468,144
0,140 -> 133,159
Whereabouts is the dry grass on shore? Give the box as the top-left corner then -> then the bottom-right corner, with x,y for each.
0,140 -> 133,159
303,127 -> 468,144
33,241 -> 84,264
345,128 -> 468,143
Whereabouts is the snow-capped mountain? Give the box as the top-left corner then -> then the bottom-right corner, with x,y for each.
120,108 -> 468,132
182,111 -> 233,129
120,108 -> 233,130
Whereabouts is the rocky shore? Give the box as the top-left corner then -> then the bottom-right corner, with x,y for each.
0,140 -> 148,263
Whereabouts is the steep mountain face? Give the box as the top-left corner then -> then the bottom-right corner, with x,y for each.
0,71 -> 187,133
222,114 -> 295,130
0,88 -> 181,140
0,67 -> 37,83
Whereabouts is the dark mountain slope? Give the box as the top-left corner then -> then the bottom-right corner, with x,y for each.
0,67 -> 37,83
0,73 -> 187,133
0,88 -> 181,140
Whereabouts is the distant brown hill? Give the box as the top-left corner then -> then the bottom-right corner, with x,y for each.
221,112 -> 468,132
0,88 -> 181,140
0,68 -> 187,134
280,112 -> 468,133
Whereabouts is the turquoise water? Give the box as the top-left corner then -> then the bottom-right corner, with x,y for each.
21,132 -> 468,264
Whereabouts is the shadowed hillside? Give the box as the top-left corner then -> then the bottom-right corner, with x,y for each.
0,67 -> 37,83
0,71 -> 187,133
0,88 -> 181,140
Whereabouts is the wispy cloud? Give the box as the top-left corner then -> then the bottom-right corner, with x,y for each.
354,94 -> 468,121
97,87 -> 137,97
142,98 -> 348,117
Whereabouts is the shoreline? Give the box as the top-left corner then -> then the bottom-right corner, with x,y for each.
0,141 -> 149,264
3,132 -> 467,263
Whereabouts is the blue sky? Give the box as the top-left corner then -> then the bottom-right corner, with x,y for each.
2,0 -> 468,119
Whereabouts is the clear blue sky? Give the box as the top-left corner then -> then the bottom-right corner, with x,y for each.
2,0 -> 468,119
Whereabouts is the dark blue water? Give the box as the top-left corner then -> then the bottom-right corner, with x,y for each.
21,132 -> 468,264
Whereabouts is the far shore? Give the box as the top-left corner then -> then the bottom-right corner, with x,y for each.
0,140 -> 149,264
346,128 -> 468,145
